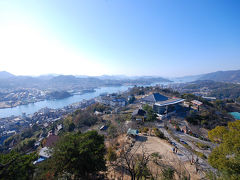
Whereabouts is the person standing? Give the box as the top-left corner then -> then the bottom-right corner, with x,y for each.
172,147 -> 175,153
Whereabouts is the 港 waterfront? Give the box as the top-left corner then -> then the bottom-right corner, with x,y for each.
0,85 -> 131,118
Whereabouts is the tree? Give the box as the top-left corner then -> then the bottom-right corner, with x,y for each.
92,103 -> 110,112
143,104 -> 157,121
153,128 -> 165,139
208,120 -> 240,179
74,110 -> 98,128
181,93 -> 197,102
0,151 -> 37,180
21,128 -> 34,139
118,144 -> 151,180
237,97 -> 240,103
208,126 -> 227,143
107,125 -> 118,139
161,167 -> 175,180
48,131 -> 106,179
16,138 -> 36,152
63,117 -> 75,132
128,95 -> 136,104
106,146 -> 117,163
135,159 -> 151,180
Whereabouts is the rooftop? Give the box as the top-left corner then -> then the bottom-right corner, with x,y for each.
142,93 -> 169,103
154,98 -> 184,107
127,128 -> 139,136
191,100 -> 203,106
45,134 -> 60,147
132,109 -> 146,117
39,147 -> 52,158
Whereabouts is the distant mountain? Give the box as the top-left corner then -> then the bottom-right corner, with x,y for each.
173,70 -> 240,83
96,75 -> 129,80
198,70 -> 240,83
50,75 -> 79,83
171,75 -> 203,83
0,71 -> 171,90
94,75 -> 172,82
47,75 -> 105,90
0,76 -> 44,89
0,71 -> 15,79
37,74 -> 58,80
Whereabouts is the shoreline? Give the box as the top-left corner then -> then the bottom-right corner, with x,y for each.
0,85 -> 133,118
0,89 -> 99,110
0,100 -> 43,109
0,81 -> 170,110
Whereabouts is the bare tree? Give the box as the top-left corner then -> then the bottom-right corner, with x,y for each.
107,140 -> 152,180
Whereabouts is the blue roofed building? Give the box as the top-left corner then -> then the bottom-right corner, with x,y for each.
153,98 -> 185,115
141,93 -> 169,105
141,93 -> 184,115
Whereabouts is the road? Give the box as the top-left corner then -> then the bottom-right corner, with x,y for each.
155,122 -> 217,173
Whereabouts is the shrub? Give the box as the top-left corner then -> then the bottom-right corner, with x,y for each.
154,128 -> 165,139
141,127 -> 149,133
196,151 -> 207,159
195,142 -> 210,150
106,146 -> 117,163
161,167 -> 175,180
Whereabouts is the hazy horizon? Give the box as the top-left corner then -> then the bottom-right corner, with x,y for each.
2,68 -> 240,79
0,0 -> 240,77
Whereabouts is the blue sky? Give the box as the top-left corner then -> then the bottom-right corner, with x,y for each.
0,0 -> 239,77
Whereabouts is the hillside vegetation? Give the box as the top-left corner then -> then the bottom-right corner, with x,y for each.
184,80 -> 240,99
199,70 -> 240,83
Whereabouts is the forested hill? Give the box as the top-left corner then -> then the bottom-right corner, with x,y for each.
172,70 -> 240,83
0,71 -> 171,91
184,80 -> 240,100
198,70 -> 240,83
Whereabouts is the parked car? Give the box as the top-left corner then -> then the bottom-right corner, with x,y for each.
180,139 -> 188,145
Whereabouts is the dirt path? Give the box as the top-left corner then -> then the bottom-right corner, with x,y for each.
134,135 -> 202,180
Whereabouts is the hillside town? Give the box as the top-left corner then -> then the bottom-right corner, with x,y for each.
1,1 -> 240,179
1,84 -> 239,179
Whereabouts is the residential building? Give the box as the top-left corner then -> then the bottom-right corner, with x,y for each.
191,100 -> 203,111
132,109 -> 146,123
